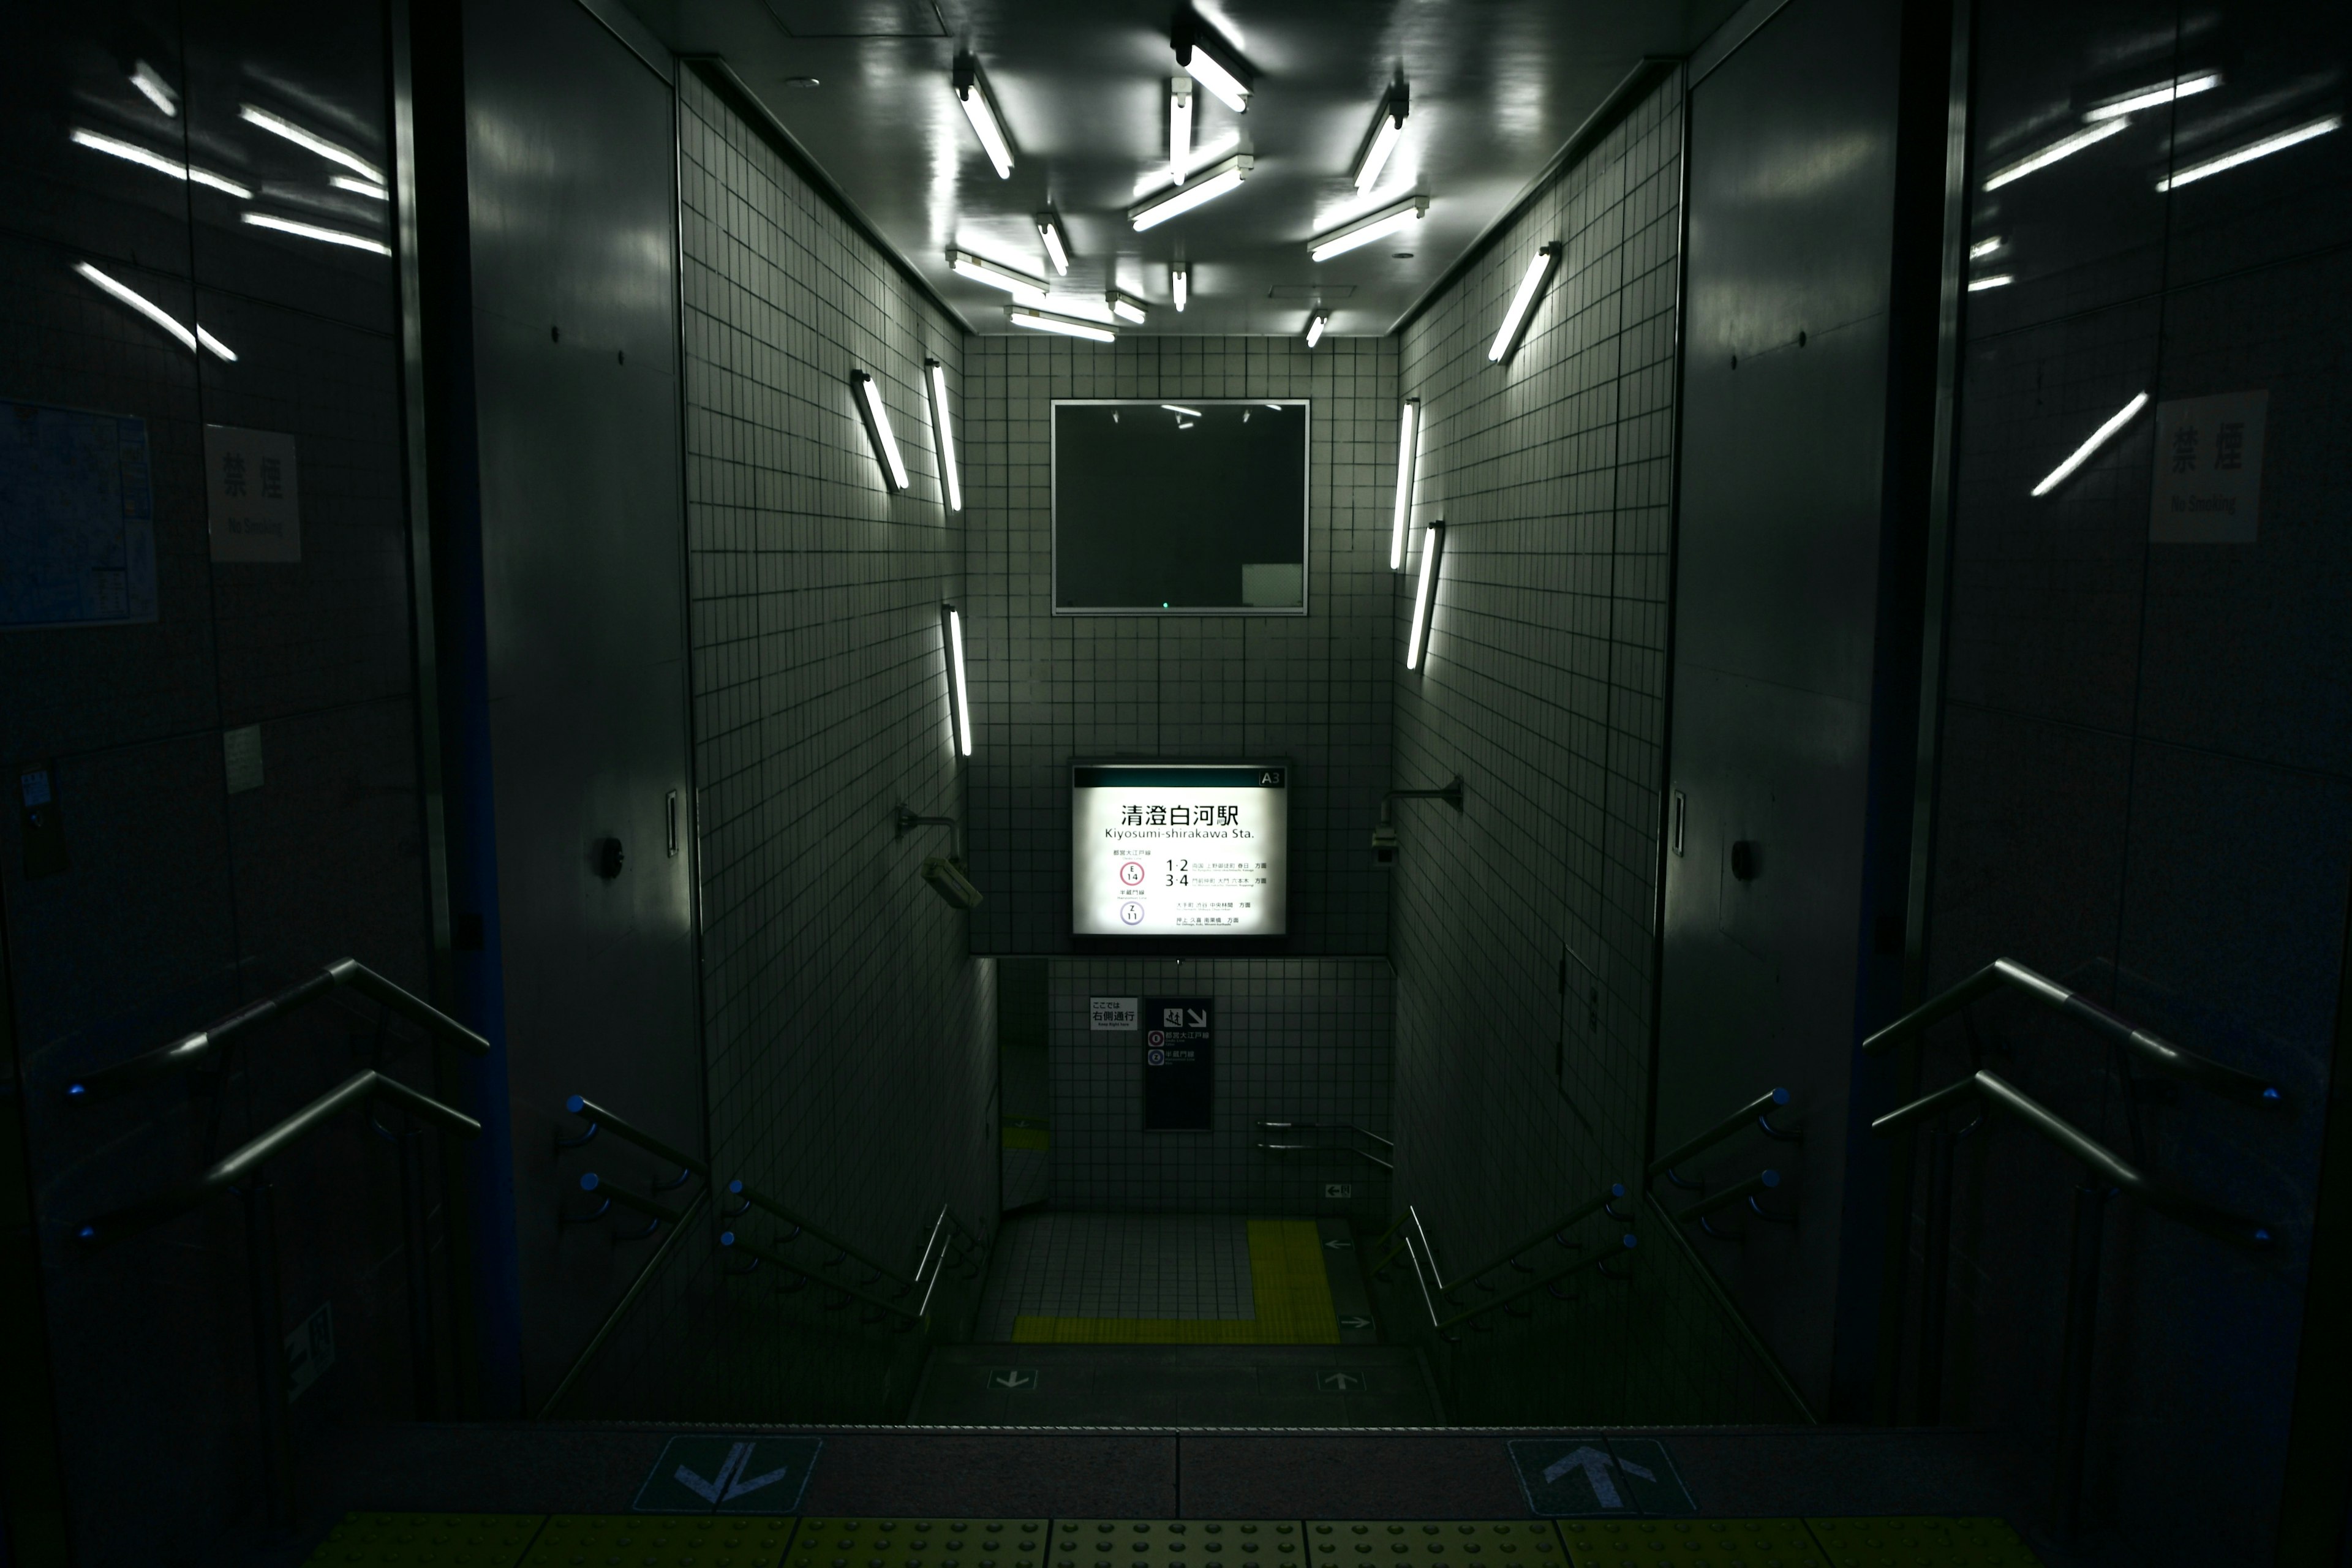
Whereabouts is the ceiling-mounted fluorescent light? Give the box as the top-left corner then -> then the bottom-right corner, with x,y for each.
2085,72 -> 2220,122
2031,391 -> 2148,497
1172,13 -> 1252,114
1390,397 -> 1419,570
952,53 -> 1015,179
241,211 -> 391,255
1161,404 -> 1204,417
1354,84 -> 1410,190
925,358 -> 961,514
130,61 -> 178,116
1969,236 -> 2003,259
1967,274 -> 2013,291
332,175 -> 389,200
1309,194 -> 1429,262
1169,76 -> 1194,185
239,104 -> 384,183
71,129 -> 254,198
853,369 -> 910,493
940,603 -> 973,757
1405,519 -> 1446,670
2157,115 -> 2341,190
1982,118 -> 2129,191
1489,241 -> 1559,363
1172,263 -> 1189,311
1108,289 -> 1148,324
948,247 -> 1049,303
1129,152 -> 1252,231
1036,211 -> 1071,276
74,262 -> 235,360
1009,306 -> 1118,343
1304,311 -> 1329,347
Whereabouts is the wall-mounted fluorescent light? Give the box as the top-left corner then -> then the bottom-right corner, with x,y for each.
74,262 -> 236,360
1982,118 -> 2128,191
1967,274 -> 2013,292
925,358 -> 961,514
1036,211 -> 1071,276
1304,311 -> 1329,348
1309,195 -> 1429,262
948,247 -> 1048,303
2031,391 -> 2148,497
1390,397 -> 1419,570
1008,307 -> 1118,343
1169,76 -> 1194,185
242,211 -> 391,255
1161,404 -> 1204,418
1108,290 -> 1148,324
239,104 -> 383,184
1968,236 -> 2003,259
940,603 -> 973,757
1354,84 -> 1410,190
332,175 -> 389,200
853,369 -> 910,493
130,61 -> 179,116
1172,263 -> 1189,311
1490,241 -> 1559,363
1172,13 -> 1252,113
1405,519 -> 1445,670
952,53 -> 1014,179
2085,72 -> 2219,122
1129,152 -> 1252,231
2158,115 -> 2340,191
71,129 -> 254,198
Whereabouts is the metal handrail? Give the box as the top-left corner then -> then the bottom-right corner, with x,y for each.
1370,1182 -> 1629,1287
1861,958 -> 2283,1106
718,1229 -> 925,1324
1396,1227 -> 1638,1335
74,1069 -> 480,1245
1673,1169 -> 1781,1226
1646,1087 -> 1798,1182
67,957 -> 490,1101
561,1095 -> 706,1179
1872,1068 -> 2274,1249
722,1177 -> 930,1289
1253,1120 -> 1396,1172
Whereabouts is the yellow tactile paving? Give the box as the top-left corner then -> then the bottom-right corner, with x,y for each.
1049,1519 -> 1305,1568
1306,1521 -> 1564,1568
525,1516 -> 798,1567
1012,1219 -> 1341,1344
1803,1518 -> 2041,1567
304,1513 -> 546,1567
787,1518 -> 1049,1568
1560,1518 -> 1822,1567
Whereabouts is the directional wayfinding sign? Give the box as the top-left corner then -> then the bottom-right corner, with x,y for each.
1508,1437 -> 1693,1517
1142,996 -> 1213,1131
989,1368 -> 1040,1390
633,1435 -> 821,1515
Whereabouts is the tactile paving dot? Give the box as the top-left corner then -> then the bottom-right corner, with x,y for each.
304,1513 -> 548,1567
1802,1518 -> 2040,1567
524,1516 -> 799,1568
1052,1520 -> 1303,1568
789,1518 -> 1048,1568
1559,1520 -> 1822,1568
1308,1522 -> 1563,1567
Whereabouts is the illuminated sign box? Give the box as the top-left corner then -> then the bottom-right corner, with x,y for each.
1071,763 -> 1288,938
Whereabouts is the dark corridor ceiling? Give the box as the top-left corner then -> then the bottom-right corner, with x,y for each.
612,0 -> 1746,335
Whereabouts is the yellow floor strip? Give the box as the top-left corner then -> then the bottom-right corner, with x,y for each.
1011,1219 -> 1340,1344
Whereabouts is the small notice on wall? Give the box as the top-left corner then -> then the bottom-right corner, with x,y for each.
2150,390 -> 2266,543
205,424 -> 301,562
0,400 -> 157,630
1090,997 -> 1139,1031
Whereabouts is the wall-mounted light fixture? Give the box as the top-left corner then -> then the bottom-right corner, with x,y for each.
1172,263 -> 1190,312
1171,12 -> 1251,113
939,603 -> 973,757
948,247 -> 1048,304
1353,83 -> 1409,190
1168,76 -> 1194,184
1008,306 -> 1118,343
853,369 -> 910,493
1107,290 -> 1149,325
1130,152 -> 1253,231
924,358 -> 960,513
952,53 -> 1015,179
1304,309 -> 1329,347
1390,396 -> 1420,570
1310,194 -> 1428,262
1036,211 -> 1071,275
1405,519 -> 1445,669
130,60 -> 179,116
1490,242 -> 1560,364
2031,392 -> 2147,497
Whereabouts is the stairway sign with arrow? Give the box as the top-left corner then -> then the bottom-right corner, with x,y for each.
632,1435 -> 822,1515
1507,1436 -> 1693,1517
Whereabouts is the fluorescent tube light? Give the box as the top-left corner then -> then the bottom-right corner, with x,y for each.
332,175 -> 389,200
2085,72 -> 2220,121
1390,398 -> 1419,570
853,369 -> 910,493
242,211 -> 391,255
130,61 -> 178,116
948,248 -> 1048,303
1036,212 -> 1071,276
1137,130 -> 1241,196
1309,195 -> 1429,262
239,104 -> 383,183
72,130 -> 254,198
1170,76 -> 1194,185
1490,242 -> 1560,363
941,603 -> 973,757
1129,152 -> 1251,231
925,358 -> 961,514
1354,85 -> 1410,191
2031,391 -> 2148,497
75,261 -> 235,360
1982,118 -> 2129,191
1008,307 -> 1118,343
1172,263 -> 1189,311
952,54 -> 1014,179
1108,290 -> 1148,324
1405,519 -> 1445,670
1969,236 -> 2003,259
1305,311 -> 1329,347
195,326 -> 238,361
1967,274 -> 2014,291
1161,404 -> 1205,417
2158,115 -> 2341,190
1172,15 -> 1251,113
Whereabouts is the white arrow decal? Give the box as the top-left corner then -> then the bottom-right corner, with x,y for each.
992,1370 -> 1036,1389
1187,1009 -> 1207,1027
674,1442 -> 750,1504
1339,1314 -> 1373,1330
1540,1446 -> 1655,1509
725,1457 -> 792,1501
1324,1237 -> 1354,1250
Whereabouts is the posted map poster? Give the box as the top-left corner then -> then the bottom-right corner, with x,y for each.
1071,763 -> 1287,937
0,400 -> 157,629
1142,996 -> 1213,1132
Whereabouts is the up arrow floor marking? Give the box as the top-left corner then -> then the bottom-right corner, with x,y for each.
1540,1445 -> 1656,1510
